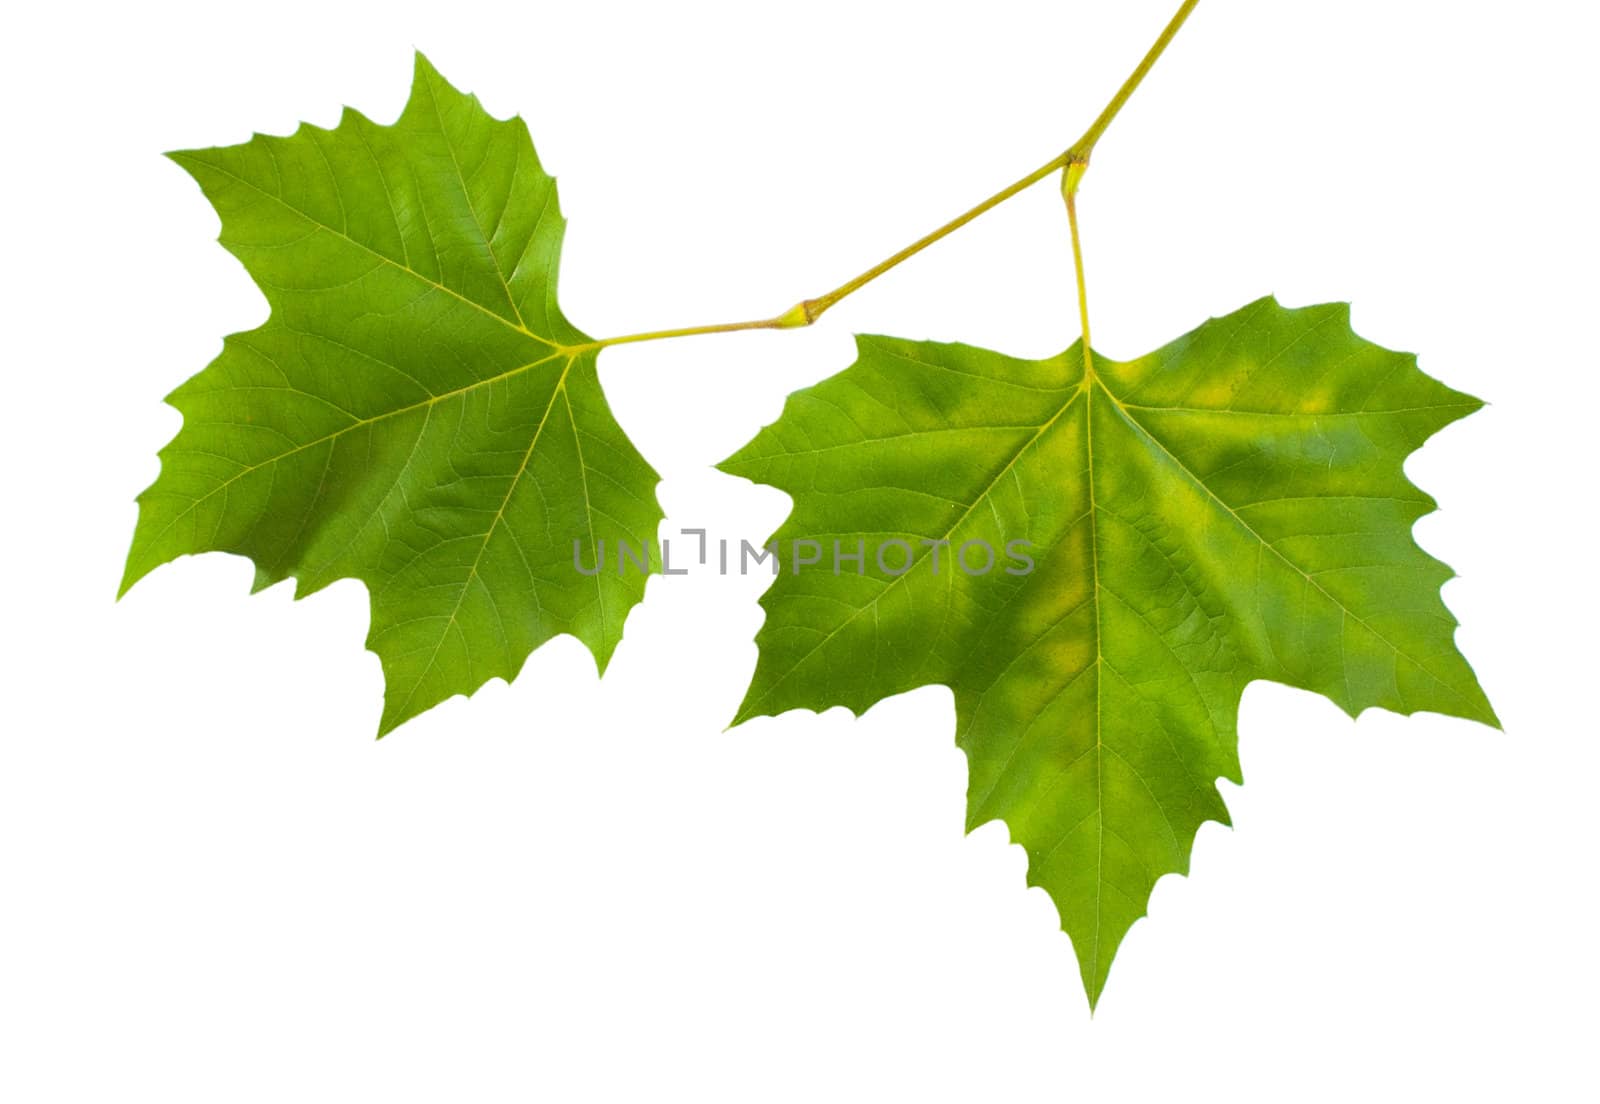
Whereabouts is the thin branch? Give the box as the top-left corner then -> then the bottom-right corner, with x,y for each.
593,0 -> 1202,350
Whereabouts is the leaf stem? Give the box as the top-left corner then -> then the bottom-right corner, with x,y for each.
592,0 -> 1200,351
591,316 -> 791,349
588,156 -> 1064,350
1058,0 -> 1198,382
1063,187 -> 1095,381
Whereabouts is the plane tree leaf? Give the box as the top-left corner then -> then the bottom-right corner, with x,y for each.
121,54 -> 661,735
719,296 -> 1496,1007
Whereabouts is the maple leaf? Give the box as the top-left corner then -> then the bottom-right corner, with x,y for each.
121,54 -> 661,734
720,296 -> 1497,1007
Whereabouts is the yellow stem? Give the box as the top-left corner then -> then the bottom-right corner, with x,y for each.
591,316 -> 788,349
1057,0 -> 1198,383
1064,187 -> 1095,381
593,0 -> 1201,351
1071,0 -> 1199,169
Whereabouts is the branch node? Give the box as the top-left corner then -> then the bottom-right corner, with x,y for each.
775,300 -> 818,328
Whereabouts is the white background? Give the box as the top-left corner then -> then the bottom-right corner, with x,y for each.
3,1 -> 1597,1099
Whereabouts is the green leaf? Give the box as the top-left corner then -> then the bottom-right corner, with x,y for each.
719,296 -> 1496,1007
122,54 -> 661,735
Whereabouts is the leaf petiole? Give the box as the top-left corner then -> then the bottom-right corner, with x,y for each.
1057,0 -> 1198,383
1063,183 -> 1096,382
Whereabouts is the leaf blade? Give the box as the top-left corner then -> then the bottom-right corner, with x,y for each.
124,54 -> 660,734
721,296 -> 1495,1006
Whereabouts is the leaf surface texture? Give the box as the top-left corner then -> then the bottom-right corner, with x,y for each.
124,55 -> 661,733
721,297 -> 1495,1005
